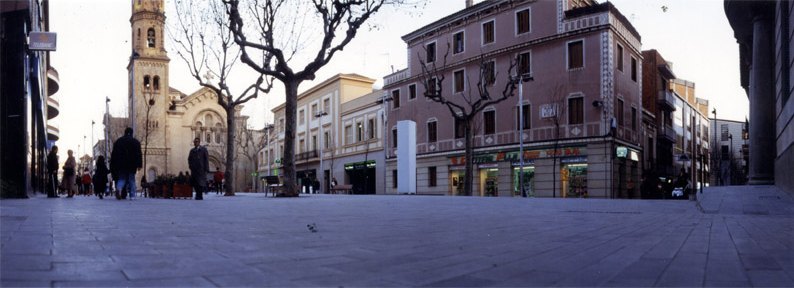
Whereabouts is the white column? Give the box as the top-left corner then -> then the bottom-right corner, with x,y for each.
397,120 -> 416,194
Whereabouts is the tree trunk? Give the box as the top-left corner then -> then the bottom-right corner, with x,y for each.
463,118 -> 474,196
281,80 -> 299,197
552,122 -> 559,198
224,105 -> 237,196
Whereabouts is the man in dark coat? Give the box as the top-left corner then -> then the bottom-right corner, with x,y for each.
46,145 -> 59,198
110,127 -> 143,199
188,137 -> 209,200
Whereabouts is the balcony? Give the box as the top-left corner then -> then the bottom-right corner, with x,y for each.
295,150 -> 318,161
657,90 -> 675,110
383,69 -> 408,87
657,125 -> 676,143
47,124 -> 59,141
47,67 -> 60,96
47,97 -> 59,119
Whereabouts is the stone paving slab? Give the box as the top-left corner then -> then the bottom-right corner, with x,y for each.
1,186 -> 793,287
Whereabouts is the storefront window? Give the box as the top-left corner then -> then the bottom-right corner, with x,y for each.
482,168 -> 499,197
513,166 -> 535,197
561,163 -> 587,198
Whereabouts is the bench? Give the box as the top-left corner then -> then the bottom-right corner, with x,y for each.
330,184 -> 353,195
264,176 -> 281,197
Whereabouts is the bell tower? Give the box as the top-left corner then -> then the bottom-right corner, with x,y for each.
128,0 -> 170,179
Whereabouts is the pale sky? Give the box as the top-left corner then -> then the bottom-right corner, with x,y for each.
49,0 -> 747,157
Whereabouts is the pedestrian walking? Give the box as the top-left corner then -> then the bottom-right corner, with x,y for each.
110,127 -> 142,200
188,137 -> 209,200
81,168 -> 92,196
93,155 -> 109,199
46,145 -> 59,198
213,168 -> 224,194
63,149 -> 77,198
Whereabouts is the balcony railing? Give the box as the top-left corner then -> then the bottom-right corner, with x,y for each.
384,69 -> 408,86
295,150 -> 318,161
657,90 -> 675,110
657,125 -> 676,143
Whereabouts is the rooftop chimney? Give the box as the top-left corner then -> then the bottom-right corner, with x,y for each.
466,0 -> 473,8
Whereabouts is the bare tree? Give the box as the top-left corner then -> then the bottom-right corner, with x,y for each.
171,0 -> 273,196
544,84 -> 567,198
222,0 -> 410,197
235,122 -> 263,191
419,45 -> 520,196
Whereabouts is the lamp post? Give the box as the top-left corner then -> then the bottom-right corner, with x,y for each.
91,120 -> 95,173
376,93 -> 393,194
510,73 -> 533,197
314,111 -> 328,193
105,97 -> 111,162
728,133 -> 733,185
711,108 -> 717,185
130,51 -> 140,132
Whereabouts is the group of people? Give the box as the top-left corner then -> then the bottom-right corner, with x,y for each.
46,127 -> 212,200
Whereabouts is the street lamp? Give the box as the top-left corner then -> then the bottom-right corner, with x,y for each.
375,93 -> 393,194
728,133 -> 733,185
130,51 -> 140,132
91,120 -> 95,173
105,97 -> 111,162
510,73 -> 533,197
314,111 -> 327,193
711,108 -> 717,186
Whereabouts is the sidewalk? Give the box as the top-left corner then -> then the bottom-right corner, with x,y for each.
2,187 -> 793,287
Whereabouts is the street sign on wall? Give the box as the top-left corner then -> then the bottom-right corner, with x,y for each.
28,32 -> 57,51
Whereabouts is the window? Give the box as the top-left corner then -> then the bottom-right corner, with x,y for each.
143,75 -> 151,89
568,40 -> 584,69
427,120 -> 437,142
195,121 -> 203,139
482,20 -> 495,44
299,109 -> 305,125
484,110 -> 496,135
428,166 -> 437,187
323,98 -> 330,114
631,107 -> 637,130
518,51 -> 531,75
312,135 -> 317,151
299,138 -> 305,153
215,123 -> 222,143
517,103 -> 531,130
455,118 -> 465,139
721,124 -> 729,141
147,28 -> 155,48
631,56 -> 638,82
427,77 -> 438,96
484,61 -> 495,86
392,128 -> 398,147
453,31 -> 465,54
311,103 -> 318,118
356,122 -> 363,142
368,118 -> 375,139
345,125 -> 353,145
616,99 -> 624,126
279,118 -> 284,132
153,76 -> 160,90
568,97 -> 584,125
392,170 -> 398,188
426,42 -> 436,63
516,8 -> 530,34
617,44 -> 624,72
205,129 -> 211,143
408,84 -> 417,100
721,145 -> 730,159
324,131 -> 330,149
453,70 -> 465,93
392,89 -> 401,108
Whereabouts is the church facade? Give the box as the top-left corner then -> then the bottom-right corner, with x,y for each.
100,0 -> 258,190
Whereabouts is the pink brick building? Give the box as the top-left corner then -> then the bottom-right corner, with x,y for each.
382,0 -> 642,198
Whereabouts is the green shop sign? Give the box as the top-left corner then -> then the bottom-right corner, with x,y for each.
344,160 -> 376,170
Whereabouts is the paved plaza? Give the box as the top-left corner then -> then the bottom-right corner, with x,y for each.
1,186 -> 793,287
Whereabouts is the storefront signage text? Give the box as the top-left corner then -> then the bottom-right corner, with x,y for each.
449,147 -> 586,165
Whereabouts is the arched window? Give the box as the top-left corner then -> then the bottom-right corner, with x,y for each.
195,121 -> 203,140
153,76 -> 160,90
215,123 -> 222,143
205,129 -> 211,143
143,75 -> 151,90
147,28 -> 155,48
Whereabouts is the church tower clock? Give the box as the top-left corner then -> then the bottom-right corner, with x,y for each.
128,0 -> 169,180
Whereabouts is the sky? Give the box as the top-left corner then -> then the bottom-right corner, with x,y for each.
49,0 -> 748,157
